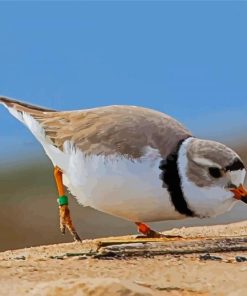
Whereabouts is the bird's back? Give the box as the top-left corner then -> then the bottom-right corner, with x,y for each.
0,97 -> 192,159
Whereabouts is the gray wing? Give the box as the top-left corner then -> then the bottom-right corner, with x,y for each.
0,97 -> 192,159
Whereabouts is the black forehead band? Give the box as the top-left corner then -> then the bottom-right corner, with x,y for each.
225,158 -> 245,171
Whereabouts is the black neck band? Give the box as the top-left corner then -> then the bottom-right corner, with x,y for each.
159,138 -> 195,217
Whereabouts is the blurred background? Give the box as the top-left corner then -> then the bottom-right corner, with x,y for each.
0,2 -> 247,251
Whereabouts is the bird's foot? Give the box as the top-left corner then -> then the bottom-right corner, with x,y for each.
59,204 -> 81,242
135,222 -> 182,239
135,222 -> 164,238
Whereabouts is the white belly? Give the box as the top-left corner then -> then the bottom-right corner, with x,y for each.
62,145 -> 183,222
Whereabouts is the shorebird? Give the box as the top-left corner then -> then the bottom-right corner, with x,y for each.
0,96 -> 247,241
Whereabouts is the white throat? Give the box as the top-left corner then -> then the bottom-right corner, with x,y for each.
177,138 -> 237,218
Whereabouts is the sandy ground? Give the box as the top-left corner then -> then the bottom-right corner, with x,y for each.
1,222 -> 247,296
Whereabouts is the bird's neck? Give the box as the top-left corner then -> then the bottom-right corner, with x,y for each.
159,137 -> 196,217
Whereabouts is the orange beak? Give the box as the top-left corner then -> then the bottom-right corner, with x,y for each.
230,184 -> 247,204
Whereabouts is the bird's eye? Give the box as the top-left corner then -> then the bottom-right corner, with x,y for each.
208,167 -> 222,178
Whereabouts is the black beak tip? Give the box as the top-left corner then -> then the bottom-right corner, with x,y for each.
241,196 -> 247,204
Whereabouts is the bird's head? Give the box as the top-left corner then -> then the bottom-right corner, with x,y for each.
177,138 -> 247,218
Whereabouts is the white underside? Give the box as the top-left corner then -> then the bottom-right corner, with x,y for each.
62,146 -> 183,222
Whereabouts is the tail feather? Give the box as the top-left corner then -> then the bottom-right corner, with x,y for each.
0,95 -> 56,137
0,96 -> 70,151
0,96 -> 55,114
0,96 -> 68,168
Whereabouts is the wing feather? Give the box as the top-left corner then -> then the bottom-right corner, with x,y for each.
0,96 -> 192,158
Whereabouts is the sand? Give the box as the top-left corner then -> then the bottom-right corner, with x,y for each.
1,222 -> 247,296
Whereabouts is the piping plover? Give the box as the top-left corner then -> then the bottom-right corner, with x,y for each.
0,96 -> 246,241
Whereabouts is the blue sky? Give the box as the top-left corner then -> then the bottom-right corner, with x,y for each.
0,1 -> 247,163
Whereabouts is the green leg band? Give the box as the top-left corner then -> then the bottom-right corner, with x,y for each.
57,195 -> 69,206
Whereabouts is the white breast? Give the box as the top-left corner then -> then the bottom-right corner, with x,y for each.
62,145 -> 184,222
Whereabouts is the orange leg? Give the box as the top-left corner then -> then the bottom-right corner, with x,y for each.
135,222 -> 182,239
135,222 -> 164,238
54,166 -> 81,242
